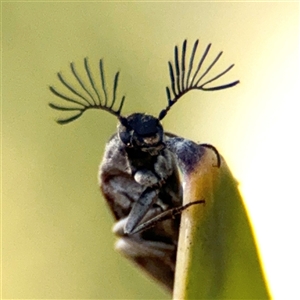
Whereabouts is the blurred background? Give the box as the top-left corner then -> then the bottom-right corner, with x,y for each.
2,2 -> 299,299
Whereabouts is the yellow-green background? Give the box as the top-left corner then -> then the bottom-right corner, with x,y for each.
2,2 -> 299,299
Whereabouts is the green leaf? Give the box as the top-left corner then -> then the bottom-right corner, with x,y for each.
172,144 -> 270,299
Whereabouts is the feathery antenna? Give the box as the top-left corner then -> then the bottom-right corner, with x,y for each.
158,40 -> 239,120
49,58 -> 125,124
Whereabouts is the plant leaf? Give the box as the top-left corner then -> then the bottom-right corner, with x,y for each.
167,139 -> 270,299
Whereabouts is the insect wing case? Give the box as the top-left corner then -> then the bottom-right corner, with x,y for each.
99,132 -> 183,292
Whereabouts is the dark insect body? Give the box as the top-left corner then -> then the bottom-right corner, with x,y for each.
49,40 -> 239,292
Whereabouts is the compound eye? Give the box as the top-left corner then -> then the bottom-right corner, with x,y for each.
119,129 -> 133,146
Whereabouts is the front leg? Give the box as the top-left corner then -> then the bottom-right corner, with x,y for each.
134,169 -> 160,186
124,187 -> 159,234
125,152 -> 175,234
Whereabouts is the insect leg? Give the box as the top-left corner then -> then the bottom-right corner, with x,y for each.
115,234 -> 175,261
129,200 -> 205,235
124,187 -> 159,234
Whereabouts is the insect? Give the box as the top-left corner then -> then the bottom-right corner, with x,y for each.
49,40 -> 239,293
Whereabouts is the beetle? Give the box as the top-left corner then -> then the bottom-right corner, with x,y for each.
49,40 -> 239,293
